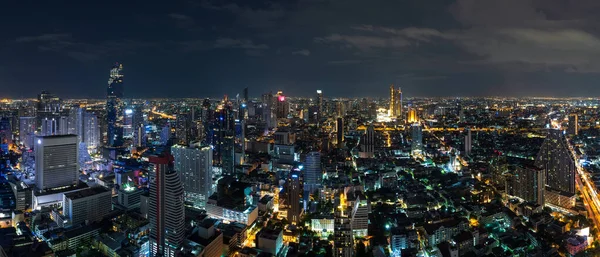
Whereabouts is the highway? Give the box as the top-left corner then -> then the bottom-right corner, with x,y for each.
568,140 -> 600,238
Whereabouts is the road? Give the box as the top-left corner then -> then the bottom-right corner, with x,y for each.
568,140 -> 600,237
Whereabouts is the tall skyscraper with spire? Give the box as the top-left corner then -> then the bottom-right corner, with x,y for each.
106,63 -> 124,147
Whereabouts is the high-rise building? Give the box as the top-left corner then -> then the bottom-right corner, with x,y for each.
222,134 -> 235,174
262,93 -> 275,128
411,123 -> 423,154
316,90 -> 323,121
171,145 -> 213,208
287,172 -> 302,225
389,84 -> 396,117
464,128 -> 472,156
336,117 -> 344,148
82,112 -> 101,153
349,193 -> 369,237
19,117 -> 36,149
304,152 -> 321,195
359,124 -> 375,158
535,129 -> 576,194
505,158 -> 545,205
36,91 -> 61,129
396,88 -> 403,119
407,108 -> 418,123
63,187 -> 112,226
334,193 -> 354,257
175,112 -> 192,145
148,155 -> 185,257
106,63 -> 124,147
568,114 -> 579,136
67,107 -> 83,142
35,135 -> 79,191
275,91 -> 289,120
0,118 -> 12,146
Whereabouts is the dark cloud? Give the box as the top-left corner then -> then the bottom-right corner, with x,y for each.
3,0 -> 600,98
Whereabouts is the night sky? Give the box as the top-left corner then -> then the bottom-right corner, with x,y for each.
2,0 -> 600,98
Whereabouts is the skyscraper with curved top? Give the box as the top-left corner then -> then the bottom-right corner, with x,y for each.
106,63 -> 124,147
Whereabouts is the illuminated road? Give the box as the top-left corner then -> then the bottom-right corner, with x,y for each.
568,140 -> 600,238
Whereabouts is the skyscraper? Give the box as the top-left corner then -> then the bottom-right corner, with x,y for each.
171,145 -> 213,208
19,117 -> 36,149
396,87 -> 403,119
175,112 -> 192,145
0,118 -> 11,146
287,171 -> 302,225
82,112 -> 101,153
303,152 -> 321,194
411,123 -> 423,154
316,90 -> 323,121
464,127 -> 472,156
407,108 -> 418,123
535,129 -> 576,194
389,84 -> 396,117
148,155 -> 185,257
262,93 -> 275,128
336,117 -> 344,148
568,114 -> 579,136
359,124 -> 375,158
505,158 -> 545,205
106,63 -> 124,147
275,91 -> 289,119
334,193 -> 353,257
35,135 -> 79,191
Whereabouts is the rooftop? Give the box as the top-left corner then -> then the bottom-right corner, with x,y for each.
64,186 -> 110,200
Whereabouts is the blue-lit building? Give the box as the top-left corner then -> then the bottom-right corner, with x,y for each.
106,63 -> 124,147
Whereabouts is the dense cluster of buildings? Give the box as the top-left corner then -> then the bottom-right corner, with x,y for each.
0,65 -> 599,257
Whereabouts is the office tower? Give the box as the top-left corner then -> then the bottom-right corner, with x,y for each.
505,158 -> 545,205
316,90 -> 323,121
35,135 -> 79,191
287,172 -> 302,225
57,116 -> 68,135
262,93 -> 275,128
336,117 -> 344,148
134,124 -> 146,148
222,134 -> 235,174
36,91 -> 61,129
82,112 -> 101,152
334,193 -> 353,257
171,145 -> 213,208
359,124 -> 375,158
407,108 -> 418,123
0,118 -> 11,146
568,114 -> 579,136
396,87 -> 403,119
106,63 -> 124,147
464,128 -> 472,156
535,129 -> 576,194
123,108 -> 134,138
304,152 -> 321,194
275,91 -> 289,119
40,118 -> 58,136
67,107 -> 83,142
148,155 -> 185,257
63,187 -> 112,226
19,117 -> 36,149
160,124 -> 171,146
411,123 -> 423,154
175,112 -> 192,145
350,193 -> 369,237
234,119 -> 245,163
389,84 -> 396,117
257,228 -> 284,256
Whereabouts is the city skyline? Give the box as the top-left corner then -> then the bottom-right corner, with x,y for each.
3,0 -> 600,98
